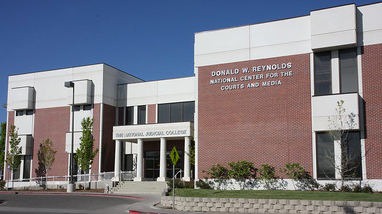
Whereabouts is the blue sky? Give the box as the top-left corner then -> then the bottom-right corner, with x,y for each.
0,0 -> 378,122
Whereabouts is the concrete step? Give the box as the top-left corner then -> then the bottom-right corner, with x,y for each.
111,181 -> 167,194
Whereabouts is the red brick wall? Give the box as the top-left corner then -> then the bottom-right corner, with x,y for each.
101,104 -> 116,172
198,54 -> 312,178
362,44 -> 382,179
33,106 -> 70,177
147,104 -> 156,124
91,104 -> 101,174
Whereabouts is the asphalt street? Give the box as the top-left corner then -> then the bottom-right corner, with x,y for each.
0,192 -> 142,214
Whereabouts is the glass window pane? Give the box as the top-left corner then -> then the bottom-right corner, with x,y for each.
83,104 -> 92,111
316,132 -> 335,179
340,48 -> 358,93
16,110 -> 24,116
314,51 -> 332,95
343,132 -> 362,179
23,156 -> 32,179
26,110 -> 34,115
183,101 -> 195,122
138,105 -> 146,124
73,105 -> 81,112
170,103 -> 182,122
158,104 -> 170,123
126,107 -> 134,125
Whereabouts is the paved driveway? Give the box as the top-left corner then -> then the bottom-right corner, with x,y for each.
0,192 -> 142,214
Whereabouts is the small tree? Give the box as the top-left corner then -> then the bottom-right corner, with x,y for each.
327,100 -> 360,188
35,139 -> 57,178
6,125 -> 21,178
0,122 -> 6,176
228,160 -> 255,190
76,117 -> 98,174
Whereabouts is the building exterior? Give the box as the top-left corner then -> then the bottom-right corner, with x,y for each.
4,3 -> 382,189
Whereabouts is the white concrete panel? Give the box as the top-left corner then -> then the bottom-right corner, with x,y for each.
9,87 -> 34,110
195,26 -> 250,55
311,4 -> 357,50
358,3 -> 382,32
14,114 -> 33,135
311,30 -> 357,50
103,64 -> 143,107
126,81 -> 159,106
250,16 -> 310,48
360,29 -> 382,46
157,77 -> 195,104
73,110 -> 92,132
312,93 -> 360,131
71,80 -> 92,105
65,132 -> 82,153
250,41 -> 311,60
124,77 -> 195,106
195,49 -> 250,67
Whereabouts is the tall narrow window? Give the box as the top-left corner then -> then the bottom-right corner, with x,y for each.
316,132 -> 335,179
138,105 -> 146,124
340,48 -> 358,93
23,155 -> 32,179
183,101 -> 195,122
126,106 -> 134,125
314,51 -> 332,95
170,103 -> 182,122
158,104 -> 170,123
343,132 -> 362,179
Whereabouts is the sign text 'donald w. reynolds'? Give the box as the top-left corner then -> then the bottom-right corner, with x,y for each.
209,62 -> 294,91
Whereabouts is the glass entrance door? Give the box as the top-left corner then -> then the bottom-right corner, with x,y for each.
144,151 -> 160,180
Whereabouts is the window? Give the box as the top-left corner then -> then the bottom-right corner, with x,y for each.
23,156 -> 32,179
126,107 -> 134,125
343,132 -> 362,178
316,131 -> 362,179
314,51 -> 332,95
158,101 -> 195,123
316,132 -> 335,179
340,48 -> 358,93
26,110 -> 34,115
16,110 -> 24,116
73,105 -> 81,112
138,105 -> 146,124
83,104 -> 92,111
170,103 -> 182,122
158,104 -> 170,123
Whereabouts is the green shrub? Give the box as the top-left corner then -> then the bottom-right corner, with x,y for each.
322,183 -> 336,192
362,185 -> 373,193
340,185 -> 352,192
228,161 -> 255,190
352,184 -> 362,192
0,180 -> 5,190
196,179 -> 211,189
258,164 -> 279,190
203,164 -> 229,189
282,163 -> 319,190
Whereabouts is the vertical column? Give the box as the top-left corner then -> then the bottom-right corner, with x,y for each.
183,136 -> 191,181
134,139 -> 143,181
114,140 -> 121,180
157,137 -> 167,181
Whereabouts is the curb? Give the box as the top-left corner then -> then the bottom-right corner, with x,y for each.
0,191 -> 146,200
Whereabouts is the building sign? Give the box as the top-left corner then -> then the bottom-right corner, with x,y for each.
209,62 -> 294,91
113,122 -> 193,140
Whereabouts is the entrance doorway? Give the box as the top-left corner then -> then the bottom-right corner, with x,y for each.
144,151 -> 160,180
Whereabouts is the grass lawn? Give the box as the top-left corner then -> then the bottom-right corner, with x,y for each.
173,189 -> 382,202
